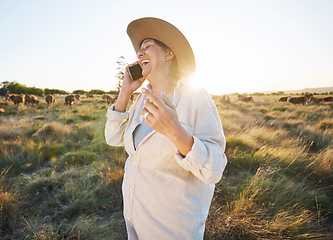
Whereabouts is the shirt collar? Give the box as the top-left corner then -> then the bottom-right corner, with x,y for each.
176,78 -> 190,89
146,78 -> 190,91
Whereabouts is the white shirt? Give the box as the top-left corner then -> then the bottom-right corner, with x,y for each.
105,79 -> 227,240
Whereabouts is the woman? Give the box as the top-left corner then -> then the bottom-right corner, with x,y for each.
105,17 -> 227,240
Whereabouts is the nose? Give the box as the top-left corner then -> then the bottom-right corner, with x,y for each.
137,48 -> 144,58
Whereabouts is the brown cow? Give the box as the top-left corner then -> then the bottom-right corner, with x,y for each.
65,95 -> 76,106
102,94 -> 115,104
302,93 -> 313,99
287,96 -> 309,105
321,96 -> 333,102
238,95 -> 253,102
74,94 -> 81,103
278,96 -> 289,102
86,94 -> 94,98
25,94 -> 39,105
45,94 -> 56,108
220,95 -> 231,104
9,94 -> 25,105
309,96 -> 323,104
6,93 -> 16,101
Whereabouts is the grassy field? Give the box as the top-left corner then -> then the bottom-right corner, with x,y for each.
0,93 -> 332,239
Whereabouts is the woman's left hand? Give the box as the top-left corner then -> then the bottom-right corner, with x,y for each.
141,88 -> 180,138
141,88 -> 194,156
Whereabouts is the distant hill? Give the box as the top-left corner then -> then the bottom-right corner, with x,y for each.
283,86 -> 333,94
257,86 -> 333,95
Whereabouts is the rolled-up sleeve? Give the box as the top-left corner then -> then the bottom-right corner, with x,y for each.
175,87 -> 227,184
105,105 -> 129,147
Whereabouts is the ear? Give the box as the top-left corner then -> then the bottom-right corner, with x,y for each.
165,49 -> 175,62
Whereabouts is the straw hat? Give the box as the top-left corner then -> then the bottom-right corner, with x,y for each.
127,17 -> 196,78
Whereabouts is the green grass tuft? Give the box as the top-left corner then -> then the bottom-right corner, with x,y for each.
59,151 -> 98,169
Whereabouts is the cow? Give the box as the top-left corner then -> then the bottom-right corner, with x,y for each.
322,96 -> 333,102
302,93 -> 313,99
287,96 -> 309,105
6,93 -> 16,101
238,94 -> 253,102
65,95 -> 76,106
278,96 -> 289,102
86,94 -> 94,98
309,96 -> 323,104
45,94 -> 56,108
74,94 -> 81,103
9,94 -> 25,105
25,94 -> 39,105
0,107 -> 4,113
220,95 -> 231,104
102,94 -> 115,104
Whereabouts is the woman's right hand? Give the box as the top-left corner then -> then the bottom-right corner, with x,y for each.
114,61 -> 145,112
121,61 -> 145,95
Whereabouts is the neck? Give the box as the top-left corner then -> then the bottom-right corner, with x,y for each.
147,72 -> 178,99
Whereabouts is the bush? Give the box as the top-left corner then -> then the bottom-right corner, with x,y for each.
40,143 -> 66,162
273,106 -> 289,112
0,191 -> 19,232
59,151 -> 98,169
65,114 -> 98,124
33,122 -> 72,140
0,140 -> 42,174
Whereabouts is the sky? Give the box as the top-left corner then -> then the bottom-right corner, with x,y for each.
0,0 -> 332,95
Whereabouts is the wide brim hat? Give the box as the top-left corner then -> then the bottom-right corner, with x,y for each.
127,17 -> 196,78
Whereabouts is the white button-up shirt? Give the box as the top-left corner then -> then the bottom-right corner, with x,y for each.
105,79 -> 227,240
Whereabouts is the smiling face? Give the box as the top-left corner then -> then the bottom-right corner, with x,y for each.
137,39 -> 174,79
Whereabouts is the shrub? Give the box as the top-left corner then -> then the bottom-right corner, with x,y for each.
319,120 -> 333,130
40,143 -> 66,162
68,124 -> 95,146
33,122 -> 72,140
65,114 -> 98,124
0,168 -> 19,232
0,125 -> 22,140
226,136 -> 253,152
0,191 -> 19,232
66,215 -> 126,239
273,106 -> 289,112
59,151 -> 98,169
0,140 -> 42,174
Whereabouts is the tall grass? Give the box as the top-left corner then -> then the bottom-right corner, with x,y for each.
206,94 -> 333,239
0,94 -> 332,239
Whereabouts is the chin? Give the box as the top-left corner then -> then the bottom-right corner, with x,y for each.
142,70 -> 151,78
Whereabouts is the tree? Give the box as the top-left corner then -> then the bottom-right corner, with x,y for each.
0,81 -> 10,96
73,90 -> 86,95
44,88 -> 68,95
88,89 -> 107,95
115,56 -> 127,93
0,87 -> 7,96
0,81 -> 45,96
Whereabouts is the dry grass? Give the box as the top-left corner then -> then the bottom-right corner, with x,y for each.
0,93 -> 332,239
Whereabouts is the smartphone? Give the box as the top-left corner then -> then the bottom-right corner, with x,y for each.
128,64 -> 143,81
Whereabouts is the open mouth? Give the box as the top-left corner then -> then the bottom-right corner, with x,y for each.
141,59 -> 150,66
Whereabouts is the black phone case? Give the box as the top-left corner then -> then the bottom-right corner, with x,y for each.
128,64 -> 143,80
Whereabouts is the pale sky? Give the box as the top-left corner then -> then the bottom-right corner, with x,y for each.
1,0 -> 332,94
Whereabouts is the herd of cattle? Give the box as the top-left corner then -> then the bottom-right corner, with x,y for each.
217,93 -> 333,105
0,93 -> 119,113
277,94 -> 333,104
1,92 -> 332,113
